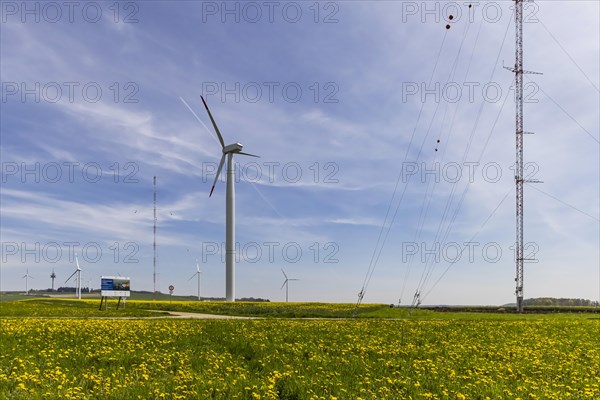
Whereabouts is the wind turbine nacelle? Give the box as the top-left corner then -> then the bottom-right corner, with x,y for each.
223,143 -> 243,153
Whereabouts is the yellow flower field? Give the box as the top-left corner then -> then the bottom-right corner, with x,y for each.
1,317 -> 598,399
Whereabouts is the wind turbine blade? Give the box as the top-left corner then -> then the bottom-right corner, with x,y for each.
201,96 -> 225,148
65,270 -> 77,283
280,280 -> 287,290
238,152 -> 260,158
188,273 -> 197,281
196,259 -> 200,272
281,268 -> 288,279
75,255 -> 81,270
290,279 -> 299,281
209,154 -> 226,197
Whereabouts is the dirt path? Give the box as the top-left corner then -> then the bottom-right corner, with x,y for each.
148,310 -> 258,319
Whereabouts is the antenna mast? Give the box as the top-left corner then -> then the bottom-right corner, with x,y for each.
506,0 -> 542,312
514,0 -> 525,313
153,176 -> 157,300
50,269 -> 56,291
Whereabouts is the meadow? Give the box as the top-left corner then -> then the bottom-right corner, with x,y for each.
1,299 -> 598,399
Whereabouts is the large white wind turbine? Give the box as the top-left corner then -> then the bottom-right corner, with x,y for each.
22,269 -> 33,294
201,96 -> 259,302
188,259 -> 202,301
65,254 -> 82,300
280,269 -> 299,303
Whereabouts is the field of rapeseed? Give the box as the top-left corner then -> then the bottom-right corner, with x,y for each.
1,311 -> 598,399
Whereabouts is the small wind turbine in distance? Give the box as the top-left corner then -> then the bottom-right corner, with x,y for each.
201,95 -> 259,302
84,278 -> 92,293
22,268 -> 33,295
280,269 -> 299,303
65,254 -> 82,300
188,259 -> 202,301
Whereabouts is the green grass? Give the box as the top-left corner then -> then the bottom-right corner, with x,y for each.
127,292 -> 201,301
0,299 -> 390,319
1,299 -> 598,399
1,317 -> 598,399
1,298 -> 598,320
126,300 -> 388,318
0,298 -> 167,318
422,305 -> 600,314
0,293 -> 39,302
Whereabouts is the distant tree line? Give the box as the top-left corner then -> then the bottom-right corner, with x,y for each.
238,297 -> 270,302
523,297 -> 599,307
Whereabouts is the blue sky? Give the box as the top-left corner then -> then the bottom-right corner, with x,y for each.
1,1 -> 598,305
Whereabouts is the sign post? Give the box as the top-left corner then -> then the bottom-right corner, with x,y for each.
100,276 -> 131,311
169,285 -> 174,304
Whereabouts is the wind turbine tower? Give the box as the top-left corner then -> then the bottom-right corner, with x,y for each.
50,269 -> 56,291
201,96 -> 259,302
280,269 -> 299,303
188,259 -> 202,301
65,254 -> 82,300
22,269 -> 33,294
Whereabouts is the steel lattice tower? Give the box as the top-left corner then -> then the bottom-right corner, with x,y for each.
507,0 -> 541,312
514,0 -> 525,313
153,176 -> 157,300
